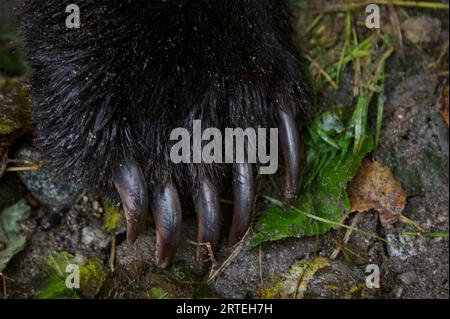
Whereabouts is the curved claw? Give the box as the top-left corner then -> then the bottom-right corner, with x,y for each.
194,177 -> 221,267
278,109 -> 301,203
229,163 -> 255,244
113,160 -> 149,244
152,181 -> 182,269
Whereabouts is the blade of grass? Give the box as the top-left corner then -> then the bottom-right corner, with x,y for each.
263,196 -> 387,243
336,12 -> 353,87
375,69 -> 386,151
400,232 -> 449,238
310,1 -> 450,12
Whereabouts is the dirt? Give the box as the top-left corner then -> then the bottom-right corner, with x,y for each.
0,1 -> 448,299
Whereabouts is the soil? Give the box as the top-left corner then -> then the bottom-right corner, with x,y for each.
0,0 -> 448,299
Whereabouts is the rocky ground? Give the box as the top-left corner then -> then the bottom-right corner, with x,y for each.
0,0 -> 448,299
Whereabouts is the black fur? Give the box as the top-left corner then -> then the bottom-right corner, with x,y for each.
19,0 -> 310,199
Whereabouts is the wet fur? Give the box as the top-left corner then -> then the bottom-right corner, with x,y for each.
19,0 -> 310,199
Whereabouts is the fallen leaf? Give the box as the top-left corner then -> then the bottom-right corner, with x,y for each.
0,199 -> 31,272
36,251 -> 108,299
437,82 -> 449,127
349,160 -> 407,228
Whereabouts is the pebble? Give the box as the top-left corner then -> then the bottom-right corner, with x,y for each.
386,232 -> 424,260
81,225 -> 111,250
15,147 -> 81,207
398,271 -> 419,285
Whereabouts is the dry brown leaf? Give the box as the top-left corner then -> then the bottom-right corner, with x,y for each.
437,83 -> 449,127
348,160 -> 407,228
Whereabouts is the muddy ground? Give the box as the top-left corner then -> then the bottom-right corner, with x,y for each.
0,1 -> 448,299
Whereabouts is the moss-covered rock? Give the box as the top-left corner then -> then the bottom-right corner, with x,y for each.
0,77 -> 31,137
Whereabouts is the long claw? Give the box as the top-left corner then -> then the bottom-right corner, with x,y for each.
113,160 -> 148,244
152,181 -> 182,269
229,163 -> 255,244
194,177 -> 221,267
278,109 -> 301,203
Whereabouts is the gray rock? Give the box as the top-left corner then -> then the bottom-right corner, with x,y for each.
402,15 -> 442,45
15,147 -> 81,207
398,271 -> 418,285
81,226 -> 111,250
386,232 -> 425,261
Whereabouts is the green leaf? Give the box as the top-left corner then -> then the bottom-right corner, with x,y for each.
79,257 -> 108,298
0,199 -> 31,272
36,251 -> 108,299
251,108 -> 375,247
35,275 -> 80,300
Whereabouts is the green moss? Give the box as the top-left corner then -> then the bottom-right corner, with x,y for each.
79,257 -> 109,298
104,201 -> 123,232
147,287 -> 168,299
0,77 -> 31,137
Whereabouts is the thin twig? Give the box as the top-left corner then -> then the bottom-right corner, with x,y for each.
331,213 -> 363,259
293,267 -> 308,299
305,55 -> 338,89
308,1 -> 449,13
207,228 -> 252,285
388,0 -> 405,58
5,159 -> 43,172
428,40 -> 449,70
187,240 -> 218,278
400,216 -> 428,233
109,234 -> 117,272
6,166 -> 41,172
436,70 -> 449,78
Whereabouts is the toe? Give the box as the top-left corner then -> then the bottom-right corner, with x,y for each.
194,177 -> 221,267
229,163 -> 255,244
278,109 -> 301,203
113,159 -> 149,244
151,180 -> 182,269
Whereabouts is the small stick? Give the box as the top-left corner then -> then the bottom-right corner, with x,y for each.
293,267 -> 308,299
109,234 -> 117,272
428,40 -> 449,70
6,159 -> 43,172
207,228 -> 251,285
388,0 -> 405,58
187,240 -> 218,278
331,213 -> 363,259
400,216 -> 428,233
309,1 -> 449,13
436,70 -> 449,78
6,166 -> 41,172
305,55 -> 338,89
